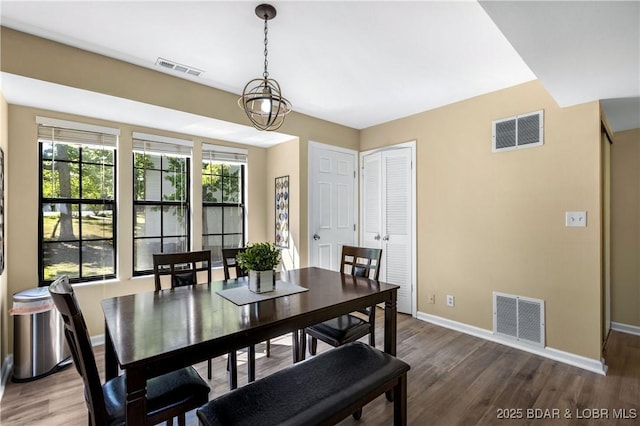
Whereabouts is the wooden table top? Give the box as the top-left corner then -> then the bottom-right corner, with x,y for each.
102,267 -> 399,370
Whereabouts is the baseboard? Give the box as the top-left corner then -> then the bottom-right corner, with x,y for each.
611,321 -> 640,336
0,333 -> 104,402
91,333 -> 105,347
416,312 -> 607,376
0,354 -> 13,402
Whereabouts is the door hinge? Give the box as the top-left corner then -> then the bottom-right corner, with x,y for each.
353,224 -> 356,231
354,170 -> 356,178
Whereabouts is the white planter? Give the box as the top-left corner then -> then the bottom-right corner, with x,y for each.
248,270 -> 275,293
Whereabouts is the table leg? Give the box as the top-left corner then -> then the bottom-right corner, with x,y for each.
384,290 -> 397,356
248,345 -> 256,382
228,351 -> 238,390
125,370 -> 147,425
385,290 -> 398,402
292,330 -> 300,363
104,321 -> 117,380
299,329 -> 307,361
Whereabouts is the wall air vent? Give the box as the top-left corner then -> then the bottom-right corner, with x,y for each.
155,57 -> 203,77
493,292 -> 545,347
492,110 -> 543,152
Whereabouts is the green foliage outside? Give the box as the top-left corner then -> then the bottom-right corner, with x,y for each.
42,214 -> 114,280
41,142 -> 116,281
202,162 -> 241,203
160,156 -> 188,201
42,143 -> 115,206
41,143 -> 243,280
42,213 -> 113,241
134,153 -> 188,201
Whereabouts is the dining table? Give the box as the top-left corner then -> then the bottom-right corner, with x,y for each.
101,266 -> 399,425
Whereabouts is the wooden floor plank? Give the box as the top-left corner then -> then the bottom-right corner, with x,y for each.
1,313 -> 639,425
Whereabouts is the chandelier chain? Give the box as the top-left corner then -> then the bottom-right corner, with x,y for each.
263,17 -> 269,79
239,4 -> 291,131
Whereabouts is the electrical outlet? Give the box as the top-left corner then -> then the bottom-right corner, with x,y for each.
428,293 -> 436,304
566,211 -> 587,227
446,295 -> 455,307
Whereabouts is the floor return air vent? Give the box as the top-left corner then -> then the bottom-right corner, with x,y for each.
493,292 -> 545,347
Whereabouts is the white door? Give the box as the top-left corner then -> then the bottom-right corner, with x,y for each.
362,153 -> 383,250
309,142 -> 357,271
601,129 -> 612,346
361,144 -> 415,315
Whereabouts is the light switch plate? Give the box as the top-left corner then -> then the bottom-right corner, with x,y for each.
566,211 -> 587,227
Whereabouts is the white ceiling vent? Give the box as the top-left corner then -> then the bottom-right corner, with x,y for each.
492,110 -> 543,152
155,57 -> 203,77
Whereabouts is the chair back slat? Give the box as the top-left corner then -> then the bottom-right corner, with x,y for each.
340,246 -> 382,318
340,246 -> 382,280
49,276 -> 108,426
153,250 -> 212,291
222,248 -> 248,280
304,246 -> 383,353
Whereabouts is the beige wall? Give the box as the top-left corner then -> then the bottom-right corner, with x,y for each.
0,27 -> 358,348
361,81 -> 603,359
5,105 -> 270,339
611,128 -> 640,327
267,139 -> 301,270
0,28 -> 359,149
1,26 -> 618,363
0,93 -> 8,365
0,26 -> 359,274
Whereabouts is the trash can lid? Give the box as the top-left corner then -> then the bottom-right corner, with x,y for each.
13,287 -> 51,303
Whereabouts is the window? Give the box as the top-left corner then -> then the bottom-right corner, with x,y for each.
133,133 -> 192,275
202,144 -> 247,266
37,117 -> 118,285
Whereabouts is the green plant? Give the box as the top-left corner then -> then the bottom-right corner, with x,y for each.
236,242 -> 281,271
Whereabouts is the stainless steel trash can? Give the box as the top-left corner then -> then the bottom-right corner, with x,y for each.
11,287 -> 71,382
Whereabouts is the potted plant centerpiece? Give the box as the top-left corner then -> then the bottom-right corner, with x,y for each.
236,242 -> 282,293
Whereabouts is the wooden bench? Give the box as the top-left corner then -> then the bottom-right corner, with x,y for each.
196,341 -> 410,426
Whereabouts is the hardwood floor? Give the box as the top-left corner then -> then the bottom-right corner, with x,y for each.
1,313 -> 638,425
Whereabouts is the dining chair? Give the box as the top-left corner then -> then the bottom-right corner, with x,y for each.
221,248 -> 270,384
222,247 -> 248,280
303,246 -> 383,357
49,275 -> 210,426
153,250 -> 237,388
153,250 -> 212,291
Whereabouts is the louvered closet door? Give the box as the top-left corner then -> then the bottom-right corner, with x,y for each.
362,154 -> 382,251
361,147 -> 412,314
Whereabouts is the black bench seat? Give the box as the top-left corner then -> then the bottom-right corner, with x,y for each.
196,341 -> 410,426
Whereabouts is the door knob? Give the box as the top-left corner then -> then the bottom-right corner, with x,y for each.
374,234 -> 381,241
382,235 -> 389,241
313,234 -> 320,241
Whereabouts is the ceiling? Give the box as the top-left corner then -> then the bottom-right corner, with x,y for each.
1,1 -> 638,147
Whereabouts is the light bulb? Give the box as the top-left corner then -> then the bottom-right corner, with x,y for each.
261,98 -> 271,114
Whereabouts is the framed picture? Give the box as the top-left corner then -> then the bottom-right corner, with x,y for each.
275,175 -> 289,248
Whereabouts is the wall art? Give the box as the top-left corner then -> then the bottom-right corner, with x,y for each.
275,175 -> 289,248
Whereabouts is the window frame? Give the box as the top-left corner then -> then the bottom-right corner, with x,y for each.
132,148 -> 192,276
38,125 -> 118,286
202,160 -> 247,268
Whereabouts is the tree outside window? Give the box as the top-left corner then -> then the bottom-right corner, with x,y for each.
133,152 -> 190,274
202,162 -> 245,266
40,139 -> 116,284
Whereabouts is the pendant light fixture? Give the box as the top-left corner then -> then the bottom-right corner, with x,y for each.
238,4 -> 292,131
